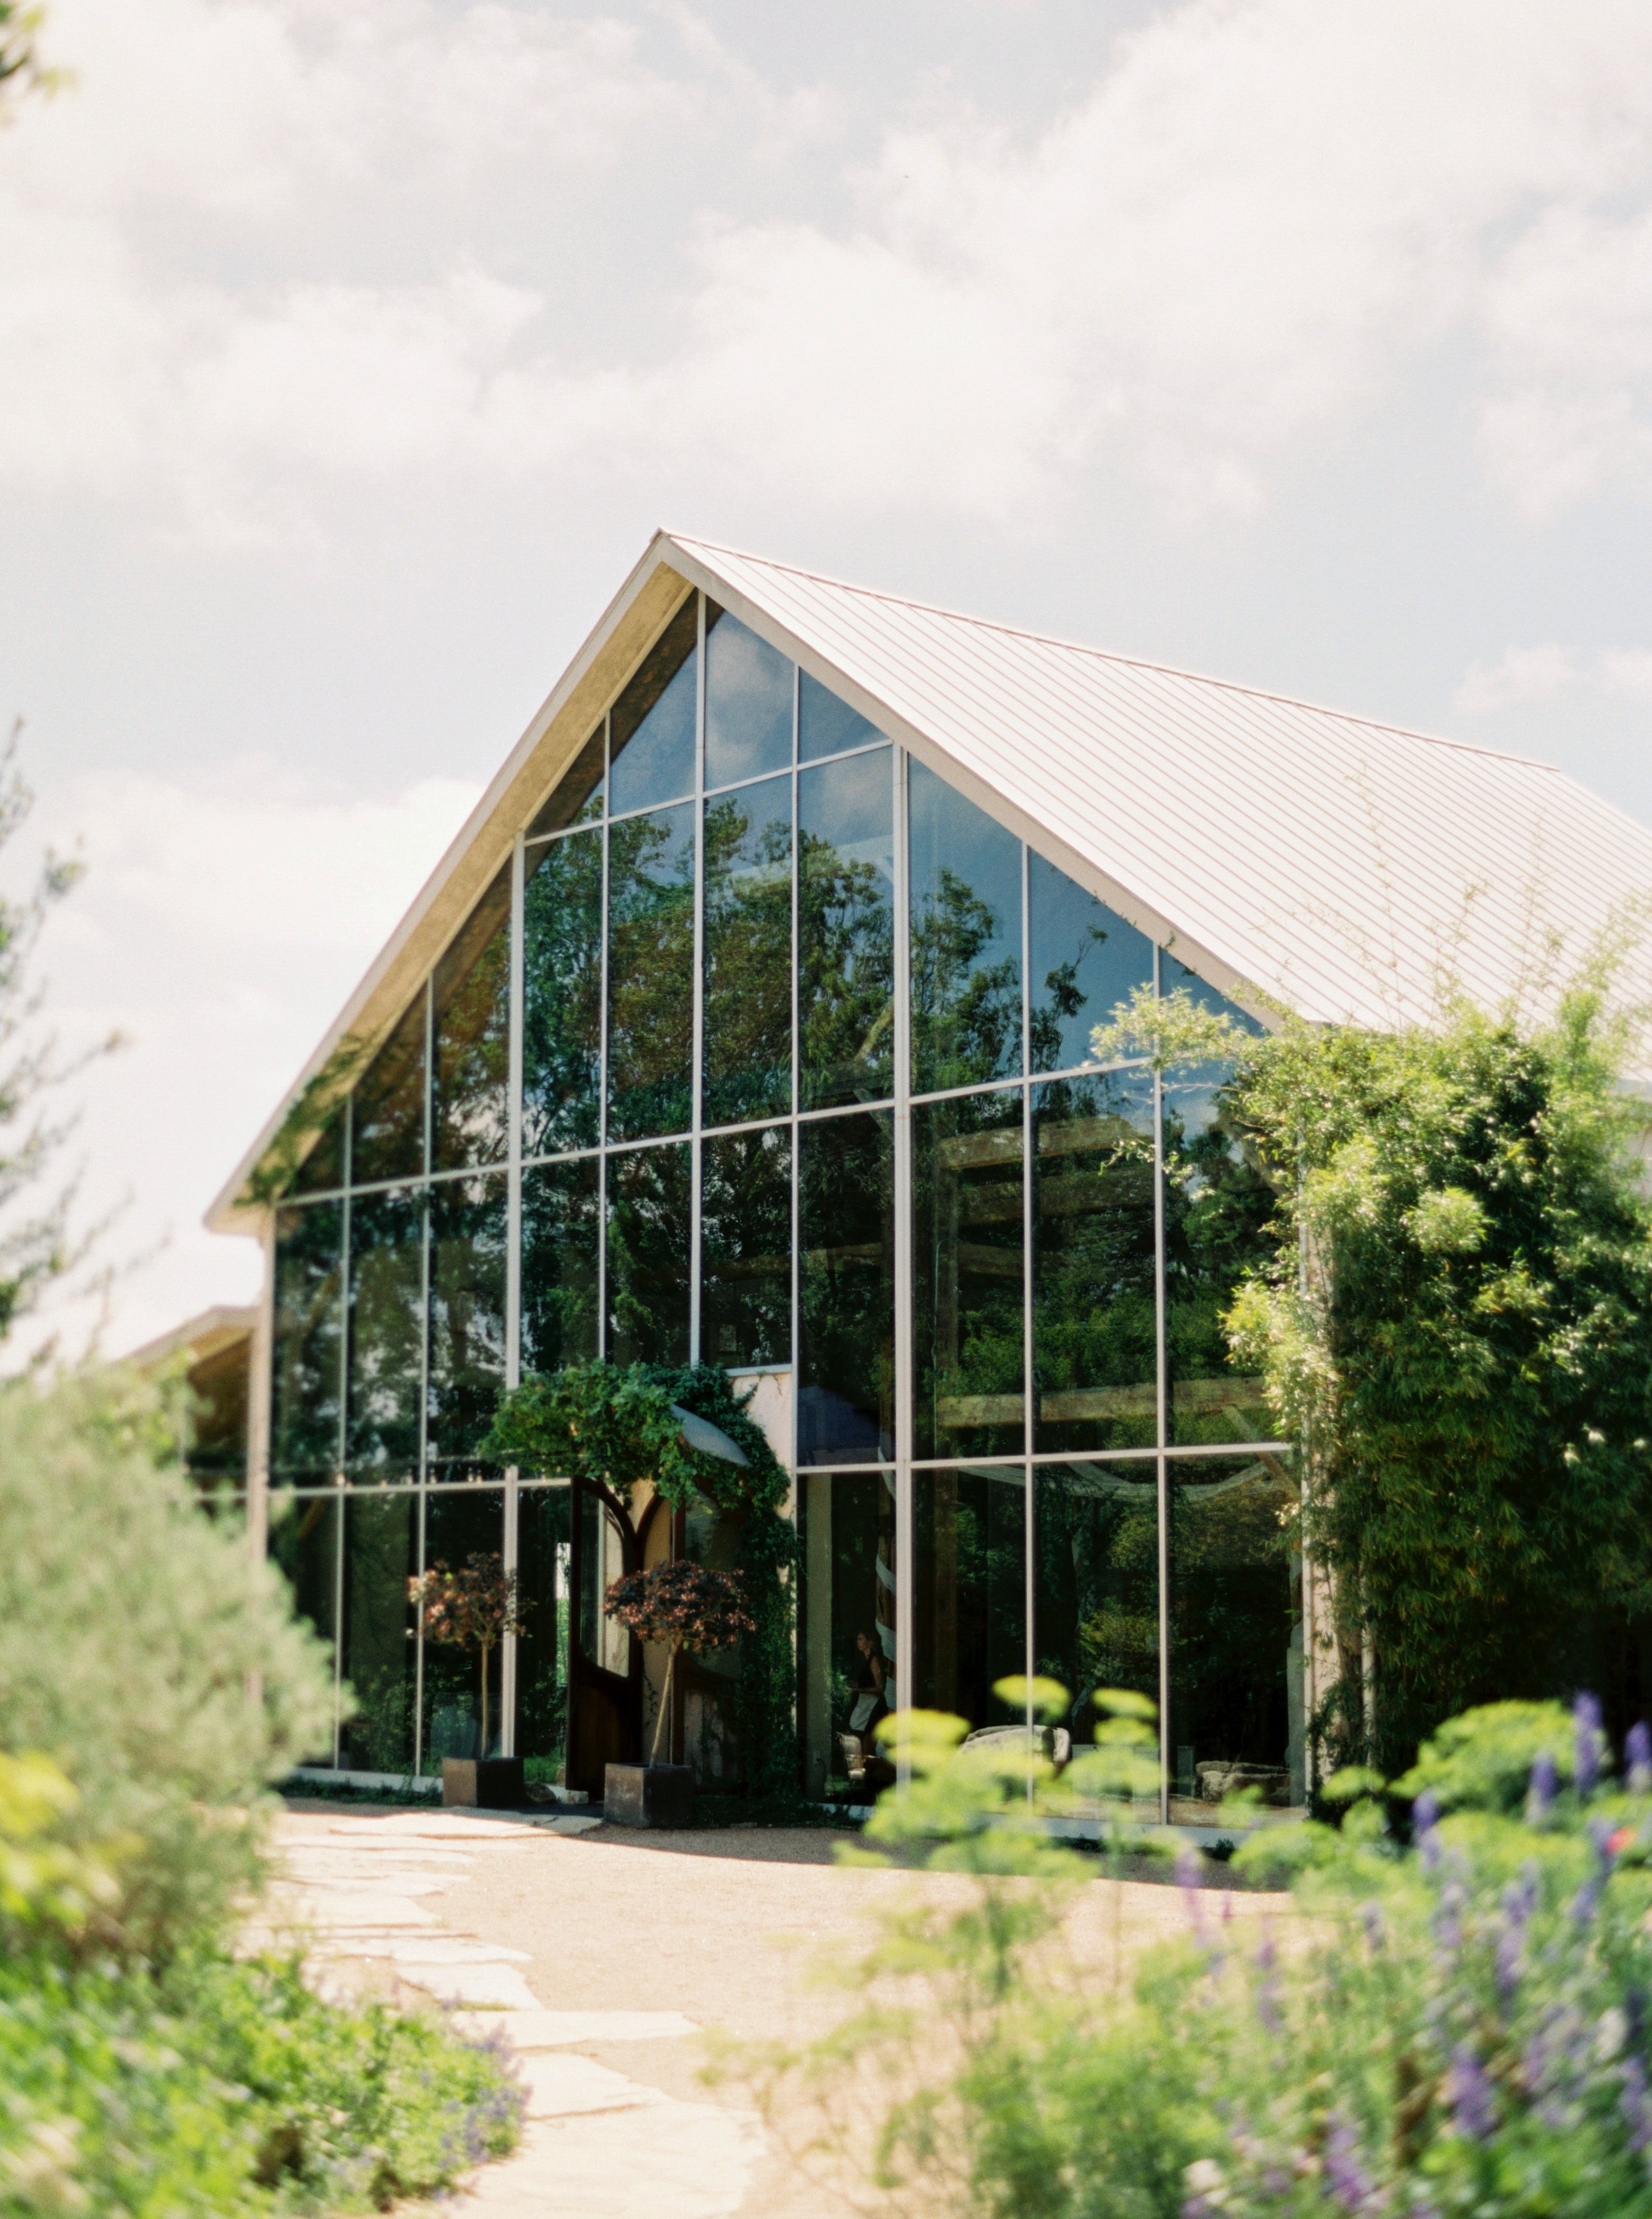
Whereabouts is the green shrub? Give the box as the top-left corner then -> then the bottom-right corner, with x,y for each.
0,1372 -> 336,1957
755,1693 -> 1652,2218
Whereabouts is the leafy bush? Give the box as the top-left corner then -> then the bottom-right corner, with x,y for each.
751,1691 -> 1652,2219
0,1372 -> 336,1957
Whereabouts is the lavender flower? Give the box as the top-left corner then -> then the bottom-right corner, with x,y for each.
1255,1927 -> 1283,2034
1495,1868 -> 1536,2001
1412,1787 -> 1441,1868
1324,2112 -> 1380,2214
1176,1844 -> 1207,1936
1623,2056 -> 1652,2155
1629,1721 -> 1652,1795
1575,1692 -> 1604,1799
1528,1749 -> 1558,1821
1360,1899 -> 1386,1953
1446,2045 -> 1497,2141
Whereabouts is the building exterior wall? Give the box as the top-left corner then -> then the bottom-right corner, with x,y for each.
259,588 -> 1304,1817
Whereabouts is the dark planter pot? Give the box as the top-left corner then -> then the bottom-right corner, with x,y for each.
443,1756 -> 525,1810
603,1762 -> 694,1829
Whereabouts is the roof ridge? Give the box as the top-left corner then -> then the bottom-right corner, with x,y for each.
667,531 -> 1562,777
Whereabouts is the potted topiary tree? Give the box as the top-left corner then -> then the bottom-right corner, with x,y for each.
407,1551 -> 529,1809
601,1560 -> 754,1827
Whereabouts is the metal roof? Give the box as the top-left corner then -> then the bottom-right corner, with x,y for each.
668,533 -> 1652,1037
207,529 -> 1652,1228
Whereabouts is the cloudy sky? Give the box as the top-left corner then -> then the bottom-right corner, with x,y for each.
5,0 -> 1652,1356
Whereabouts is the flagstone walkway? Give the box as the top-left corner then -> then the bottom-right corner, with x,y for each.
257,1807 -> 769,2218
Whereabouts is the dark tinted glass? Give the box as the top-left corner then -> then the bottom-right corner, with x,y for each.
1162,951 -> 1262,1034
272,1200 -> 344,1476
607,1141 -> 691,1367
702,776 -> 792,1125
527,723 -> 605,837
187,1340 -> 249,1486
516,1484 -> 572,1779
1029,853 -> 1155,1074
291,1105 -> 345,1195
520,1155 -> 601,1386
339,1491 -> 417,1773
1164,1063 -> 1275,1445
1033,1460 -> 1159,1748
607,802 -> 695,1141
432,868 -> 510,1172
346,1185 -> 425,1478
269,1492 -> 338,1763
1032,1070 -> 1157,1454
426,1174 -> 507,1469
913,1089 -> 1024,1459
798,1110 -> 893,1466
522,827 -> 603,1156
704,603 -> 792,787
1168,1454 -> 1302,1819
421,1486 -> 506,1766
914,1466 -> 1026,1732
702,1124 -> 791,1369
799,669 -> 882,761
609,595 -> 698,816
798,1470 -> 899,1793
351,995 -> 426,1185
798,748 -> 893,1110
910,759 -> 1022,1092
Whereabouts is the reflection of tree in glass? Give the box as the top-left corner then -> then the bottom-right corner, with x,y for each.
523,830 -> 603,1154
272,1201 -> 342,1473
433,878 -> 509,1168
1170,1468 -> 1294,1767
799,830 -> 893,1107
1075,1511 -> 1159,1705
1163,1067 -> 1275,1439
347,1189 -> 424,1473
609,811 -> 695,1139
912,869 -> 1021,1091
1033,1077 -> 1156,1445
703,794 -> 791,1125
607,1144 -> 690,1367
1030,915 -> 1112,1074
1034,1475 -> 1158,1734
427,1179 -> 506,1463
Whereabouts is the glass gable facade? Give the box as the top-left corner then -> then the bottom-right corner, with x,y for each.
266,587 -> 1299,1819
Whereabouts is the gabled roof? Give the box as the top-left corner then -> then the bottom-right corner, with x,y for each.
207,530 -> 1652,1230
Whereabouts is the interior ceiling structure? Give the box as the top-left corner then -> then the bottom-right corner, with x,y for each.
211,530 -> 1652,1228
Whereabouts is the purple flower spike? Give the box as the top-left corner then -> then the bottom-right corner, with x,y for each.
1624,2056 -> 1652,2156
1629,1721 -> 1652,1795
1360,1899 -> 1386,1952
1528,1749 -> 1558,1819
1324,2113 -> 1378,2214
1446,2045 -> 1497,2141
1576,1692 -> 1604,1799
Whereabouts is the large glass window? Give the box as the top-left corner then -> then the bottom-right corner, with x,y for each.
1164,1063 -> 1275,1445
520,1155 -> 601,1383
272,1200 -> 343,1478
701,1124 -> 790,1369
704,603 -> 793,787
517,1484 -> 572,1782
269,1492 -> 339,1765
913,1089 -> 1024,1460
1032,1070 -> 1157,1454
1033,1460 -> 1159,1749
352,996 -> 426,1186
339,1491 -> 417,1773
1029,853 -> 1154,1075
291,1106 -> 344,1195
798,748 -> 894,1110
1168,1454 -> 1303,1819
432,869 -> 510,1172
909,759 -> 1023,1093
527,724 -> 605,837
703,776 -> 792,1126
914,1465 -> 1026,1733
523,827 -> 604,1156
346,1186 -> 424,1478
421,1487 -> 506,1766
609,595 -> 697,816
799,669 -> 882,763
800,1468 -> 898,1796
607,802 -> 695,1142
426,1174 -> 507,1471
798,1110 -> 893,1466
607,1141 -> 691,1366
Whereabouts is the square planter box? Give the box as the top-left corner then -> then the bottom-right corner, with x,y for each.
443,1756 -> 525,1810
603,1762 -> 694,1829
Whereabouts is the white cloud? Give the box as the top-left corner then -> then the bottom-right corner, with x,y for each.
1454,644 -> 1652,720
20,762 -> 482,1361
10,0 -> 1652,534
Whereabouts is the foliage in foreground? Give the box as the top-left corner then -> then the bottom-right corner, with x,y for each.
745,1691 -> 1652,2219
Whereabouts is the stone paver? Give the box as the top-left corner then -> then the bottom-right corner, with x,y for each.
262,1808 -> 763,2216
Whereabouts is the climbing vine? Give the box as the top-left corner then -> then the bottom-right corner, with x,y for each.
480,1359 -> 799,1797
1095,975 -> 1652,1772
